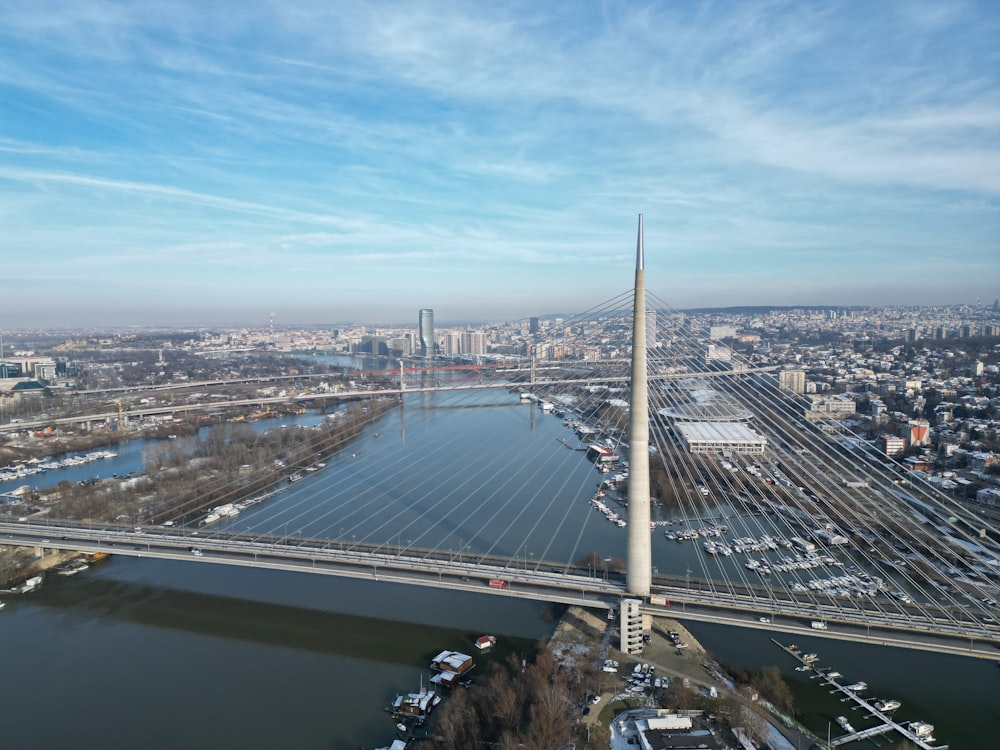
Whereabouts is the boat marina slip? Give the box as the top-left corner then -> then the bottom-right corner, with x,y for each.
773,639 -> 948,748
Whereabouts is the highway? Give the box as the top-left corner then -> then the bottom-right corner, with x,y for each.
4,520 -> 998,659
0,365 -> 779,434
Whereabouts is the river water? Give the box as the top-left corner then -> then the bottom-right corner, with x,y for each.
1,373 -> 996,748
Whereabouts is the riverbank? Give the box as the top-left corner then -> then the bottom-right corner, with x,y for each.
0,546 -> 91,588
547,605 -> 822,750
0,422 -> 202,467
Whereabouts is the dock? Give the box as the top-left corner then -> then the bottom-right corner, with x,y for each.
771,640 -> 949,750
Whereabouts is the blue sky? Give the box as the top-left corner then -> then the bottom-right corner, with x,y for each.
2,1 -> 998,327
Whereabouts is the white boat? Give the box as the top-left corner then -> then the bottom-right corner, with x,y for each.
20,576 -> 43,593
57,559 -> 90,576
907,721 -> 934,739
874,698 -> 900,712
836,716 -> 855,733
844,681 -> 867,692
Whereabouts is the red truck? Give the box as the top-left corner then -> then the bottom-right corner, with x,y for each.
488,579 -> 508,589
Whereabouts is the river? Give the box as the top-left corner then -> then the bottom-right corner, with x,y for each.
0,373 -> 995,748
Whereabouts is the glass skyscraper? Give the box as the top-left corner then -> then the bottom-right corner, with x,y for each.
419,308 -> 434,358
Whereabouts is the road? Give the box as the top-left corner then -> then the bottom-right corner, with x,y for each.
3,520 -> 998,659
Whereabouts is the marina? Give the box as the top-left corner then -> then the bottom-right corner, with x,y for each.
772,640 -> 948,749
0,450 -> 119,483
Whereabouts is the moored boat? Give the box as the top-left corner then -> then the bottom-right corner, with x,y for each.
56,559 -> 90,576
388,686 -> 441,725
874,698 -> 901,712
474,635 -> 496,651
430,650 -> 474,675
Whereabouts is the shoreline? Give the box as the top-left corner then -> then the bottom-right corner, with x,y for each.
549,605 -> 824,749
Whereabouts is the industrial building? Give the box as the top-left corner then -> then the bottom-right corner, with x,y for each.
674,421 -> 767,455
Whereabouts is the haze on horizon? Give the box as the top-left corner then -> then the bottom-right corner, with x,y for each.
1,1 -> 998,329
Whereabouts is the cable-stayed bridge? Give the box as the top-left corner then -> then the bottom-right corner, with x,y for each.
4,221 -> 1000,659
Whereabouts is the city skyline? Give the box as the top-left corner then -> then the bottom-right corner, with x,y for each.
2,1 -> 999,328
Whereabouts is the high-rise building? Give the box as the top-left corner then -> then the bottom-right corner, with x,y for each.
529,317 -> 540,334
460,331 -> 486,356
419,309 -> 434,358
645,310 -> 658,347
779,369 -> 806,395
709,325 -> 737,339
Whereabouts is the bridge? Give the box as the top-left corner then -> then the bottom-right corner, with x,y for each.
4,520 -> 996,659
4,216 -> 1000,659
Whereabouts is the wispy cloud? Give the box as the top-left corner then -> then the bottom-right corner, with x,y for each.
0,0 -> 998,324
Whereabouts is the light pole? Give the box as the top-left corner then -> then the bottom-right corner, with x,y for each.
685,565 -> 691,612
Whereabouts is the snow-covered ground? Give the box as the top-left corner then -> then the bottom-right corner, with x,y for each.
608,707 -> 799,750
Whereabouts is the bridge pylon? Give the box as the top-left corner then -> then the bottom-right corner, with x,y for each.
626,214 -> 652,598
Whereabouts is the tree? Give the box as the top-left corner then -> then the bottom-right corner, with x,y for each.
752,665 -> 795,714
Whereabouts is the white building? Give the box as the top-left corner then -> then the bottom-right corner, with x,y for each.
674,422 -> 767,455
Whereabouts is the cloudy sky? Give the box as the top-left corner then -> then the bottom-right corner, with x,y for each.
2,1 -> 998,327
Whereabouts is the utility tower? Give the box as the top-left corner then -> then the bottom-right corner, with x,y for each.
626,214 -> 652,597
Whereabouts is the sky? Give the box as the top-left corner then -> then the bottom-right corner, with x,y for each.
1,1 -> 998,328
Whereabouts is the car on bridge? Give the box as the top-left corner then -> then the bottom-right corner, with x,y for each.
190,548 -> 203,557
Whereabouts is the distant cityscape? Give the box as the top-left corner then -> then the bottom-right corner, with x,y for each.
2,302 -> 999,503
